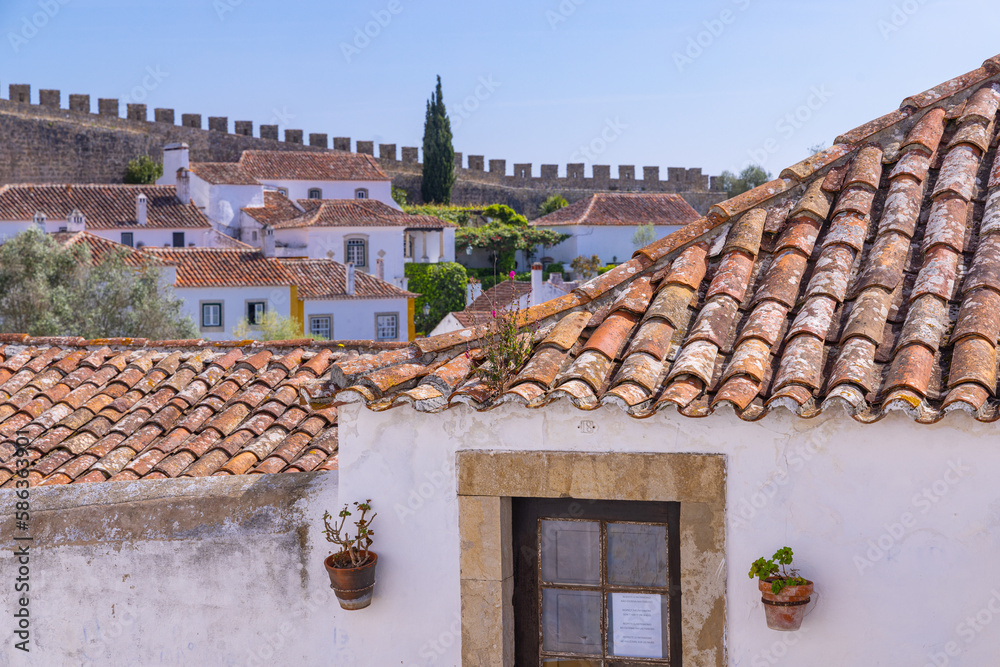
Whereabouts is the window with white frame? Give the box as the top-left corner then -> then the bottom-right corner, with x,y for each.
310,315 -> 332,340
247,301 -> 266,325
346,238 -> 367,267
355,188 -> 368,199
308,188 -> 322,199
201,302 -> 223,329
277,188 -> 288,197
376,313 -> 398,341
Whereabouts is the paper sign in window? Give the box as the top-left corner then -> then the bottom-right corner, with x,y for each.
611,592 -> 663,658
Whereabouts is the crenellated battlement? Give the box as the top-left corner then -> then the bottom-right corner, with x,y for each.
1,82 -> 724,195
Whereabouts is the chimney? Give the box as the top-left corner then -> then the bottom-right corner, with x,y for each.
261,227 -> 275,257
376,257 -> 384,281
531,262 -> 543,306
346,262 -> 356,296
159,142 -> 189,185
176,168 -> 191,204
67,209 -> 85,232
466,278 -> 482,306
136,194 -> 148,226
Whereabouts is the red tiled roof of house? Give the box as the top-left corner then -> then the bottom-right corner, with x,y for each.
467,281 -> 532,312
189,162 -> 260,186
143,248 -> 293,288
257,197 -> 454,230
531,193 -> 700,227
240,150 -> 390,181
0,336 -> 408,487
0,184 -> 211,229
279,258 -> 416,300
327,54 -> 1000,424
242,191 -> 305,226
50,231 -> 163,268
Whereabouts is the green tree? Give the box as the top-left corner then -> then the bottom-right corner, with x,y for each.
571,255 -> 603,280
456,205 -> 568,275
406,262 -> 468,335
539,194 -> 568,216
232,310 -> 303,341
717,164 -> 772,197
392,185 -> 409,207
421,75 -> 455,204
632,223 -> 657,250
124,154 -> 163,184
0,228 -> 196,338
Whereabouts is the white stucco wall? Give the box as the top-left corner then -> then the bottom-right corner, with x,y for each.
86,227 -> 208,249
539,224 -> 684,266
177,285 -> 292,341
303,298 -> 409,342
0,472 -> 346,667
263,179 -> 396,209
205,183 -> 265,230
336,401 -> 1000,666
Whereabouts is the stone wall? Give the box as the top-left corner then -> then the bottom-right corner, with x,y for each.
0,83 -> 725,216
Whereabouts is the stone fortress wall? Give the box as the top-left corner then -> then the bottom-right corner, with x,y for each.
0,83 -> 726,216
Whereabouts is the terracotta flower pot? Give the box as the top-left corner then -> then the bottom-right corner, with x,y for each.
759,578 -> 813,631
325,552 -> 378,610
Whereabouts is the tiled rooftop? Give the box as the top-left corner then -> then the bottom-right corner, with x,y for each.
329,55 -> 1000,424
50,231 -> 161,267
0,184 -> 211,229
0,337 -> 405,487
246,196 -> 455,230
279,258 -> 416,300
190,150 -> 390,185
143,247 -> 293,288
531,192 -> 701,227
467,280 -> 533,312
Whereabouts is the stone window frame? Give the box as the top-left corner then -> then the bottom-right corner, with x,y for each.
199,300 -> 224,332
344,234 -> 369,269
457,450 -> 726,667
308,188 -> 323,199
374,312 -> 398,341
309,314 -> 333,339
355,188 -> 369,199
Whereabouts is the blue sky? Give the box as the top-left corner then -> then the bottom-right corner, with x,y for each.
2,0 -> 999,179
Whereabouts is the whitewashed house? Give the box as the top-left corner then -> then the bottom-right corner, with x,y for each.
532,192 -> 701,266
242,194 -> 456,289
0,183 -> 222,248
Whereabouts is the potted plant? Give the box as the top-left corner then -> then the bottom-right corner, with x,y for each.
322,500 -> 377,610
748,546 -> 813,631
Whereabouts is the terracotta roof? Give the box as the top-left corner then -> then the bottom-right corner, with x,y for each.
0,184 -> 210,229
143,248 -> 293,288
0,336 -> 407,487
242,191 -> 305,226
467,281 -> 533,312
278,258 -> 416,300
50,231 -> 161,268
531,192 -> 701,227
189,162 -> 260,186
263,198 -> 455,230
327,54 -> 1000,424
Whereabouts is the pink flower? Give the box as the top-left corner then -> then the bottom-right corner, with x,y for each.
465,351 -> 470,359
509,270 -> 515,280
491,309 -> 496,317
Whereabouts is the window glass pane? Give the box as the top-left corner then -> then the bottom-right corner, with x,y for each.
606,592 -> 668,659
310,316 -> 331,339
540,520 -> 600,585
541,589 -> 602,655
607,523 -> 667,587
121,233 -> 133,247
376,314 -> 397,340
347,239 -> 366,266
202,304 -> 221,328
248,302 -> 265,325
173,232 -> 185,248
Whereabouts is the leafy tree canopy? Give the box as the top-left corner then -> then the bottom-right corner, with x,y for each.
717,164 -> 772,197
124,154 -> 163,185
232,310 -> 303,341
632,223 -> 657,250
539,194 -> 568,216
0,228 -> 195,339
406,262 -> 468,335
421,75 -> 456,204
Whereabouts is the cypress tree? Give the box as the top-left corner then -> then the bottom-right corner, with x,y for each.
421,75 -> 455,204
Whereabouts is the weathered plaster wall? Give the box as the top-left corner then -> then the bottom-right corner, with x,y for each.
0,472 -> 347,666
337,401 -> 1000,666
